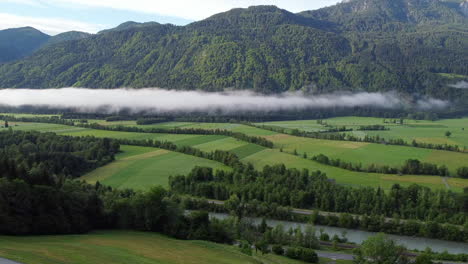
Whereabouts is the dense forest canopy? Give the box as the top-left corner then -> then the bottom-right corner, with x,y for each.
0,130 -> 119,234
0,130 -> 120,184
170,165 -> 468,225
0,0 -> 466,104
0,27 -> 91,64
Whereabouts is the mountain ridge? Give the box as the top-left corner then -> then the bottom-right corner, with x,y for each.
0,0 -> 466,104
0,27 -> 92,63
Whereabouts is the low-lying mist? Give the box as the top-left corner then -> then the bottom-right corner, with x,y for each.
0,88 -> 449,114
449,81 -> 468,89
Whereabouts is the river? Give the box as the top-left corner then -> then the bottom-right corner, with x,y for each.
208,213 -> 468,254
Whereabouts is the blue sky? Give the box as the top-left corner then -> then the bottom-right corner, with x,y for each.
0,0 -> 342,35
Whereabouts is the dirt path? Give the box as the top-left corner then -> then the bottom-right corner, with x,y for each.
442,177 -> 451,189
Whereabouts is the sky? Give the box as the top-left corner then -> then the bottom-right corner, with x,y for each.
0,0 -> 342,35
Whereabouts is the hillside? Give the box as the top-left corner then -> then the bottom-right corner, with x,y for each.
0,27 -> 49,63
45,31 -> 92,46
98,21 -> 161,34
301,0 -> 467,31
0,230 -> 316,264
0,0 -> 466,102
0,27 -> 91,63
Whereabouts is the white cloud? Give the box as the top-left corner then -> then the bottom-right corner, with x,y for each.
0,88 -> 448,114
15,0 -> 341,20
0,13 -> 104,35
2,0 -> 44,7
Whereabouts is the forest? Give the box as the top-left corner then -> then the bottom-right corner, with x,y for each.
82,122 -> 274,148
1,126 -> 468,263
169,165 -> 468,226
0,130 -> 119,234
311,154 -> 454,177
0,1 -> 466,108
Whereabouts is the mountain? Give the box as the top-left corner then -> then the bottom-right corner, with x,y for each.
46,31 -> 92,46
0,1 -> 466,103
98,21 -> 161,34
301,0 -> 467,31
0,27 -> 91,64
0,27 -> 49,63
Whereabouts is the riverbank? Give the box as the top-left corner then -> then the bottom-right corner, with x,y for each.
208,212 -> 468,254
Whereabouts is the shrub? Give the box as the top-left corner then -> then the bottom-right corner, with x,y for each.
285,247 -> 318,263
272,245 -> 284,255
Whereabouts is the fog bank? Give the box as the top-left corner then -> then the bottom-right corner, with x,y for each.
449,81 -> 468,89
0,88 -> 448,114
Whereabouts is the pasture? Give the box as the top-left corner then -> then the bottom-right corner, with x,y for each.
117,120 -> 468,176
262,133 -> 468,174
83,145 -> 231,189
4,120 -> 468,191
260,116 -> 468,148
0,230 -> 321,264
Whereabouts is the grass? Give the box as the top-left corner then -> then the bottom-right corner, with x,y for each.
91,120 -> 277,136
0,230 -> 317,264
437,72 -> 468,79
4,120 -> 468,191
0,113 -> 59,118
193,137 -> 249,152
260,116 -> 468,148
83,145 -> 231,189
257,118 -> 468,174
241,149 -> 456,191
230,144 -> 267,159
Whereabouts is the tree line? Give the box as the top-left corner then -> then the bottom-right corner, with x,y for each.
115,137 -> 243,169
0,115 -> 75,126
0,130 -> 119,234
179,196 -> 468,261
170,165 -> 468,226
136,117 -> 171,125
81,122 -> 274,148
311,154 -> 451,177
179,191 -> 468,243
0,130 -> 119,182
357,125 -> 389,131
250,123 -> 465,153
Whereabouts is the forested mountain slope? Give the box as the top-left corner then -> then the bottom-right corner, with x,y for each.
0,27 -> 49,63
0,0 -> 466,102
0,27 -> 91,63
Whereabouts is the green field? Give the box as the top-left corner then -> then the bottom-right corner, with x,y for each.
252,118 -> 468,173
0,230 -> 324,264
90,120 -> 277,136
242,149 -> 455,190
260,117 -> 468,148
0,113 -> 59,118
8,122 -> 265,155
4,121 -> 468,191
125,120 -> 468,176
261,133 -> 468,174
83,145 -> 231,189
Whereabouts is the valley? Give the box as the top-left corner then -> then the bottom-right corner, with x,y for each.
5,117 -> 468,191
0,0 -> 467,263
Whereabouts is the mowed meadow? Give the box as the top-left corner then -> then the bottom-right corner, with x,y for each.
82,145 -> 231,189
0,231 -> 326,264
4,117 -> 468,192
259,117 -> 468,147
